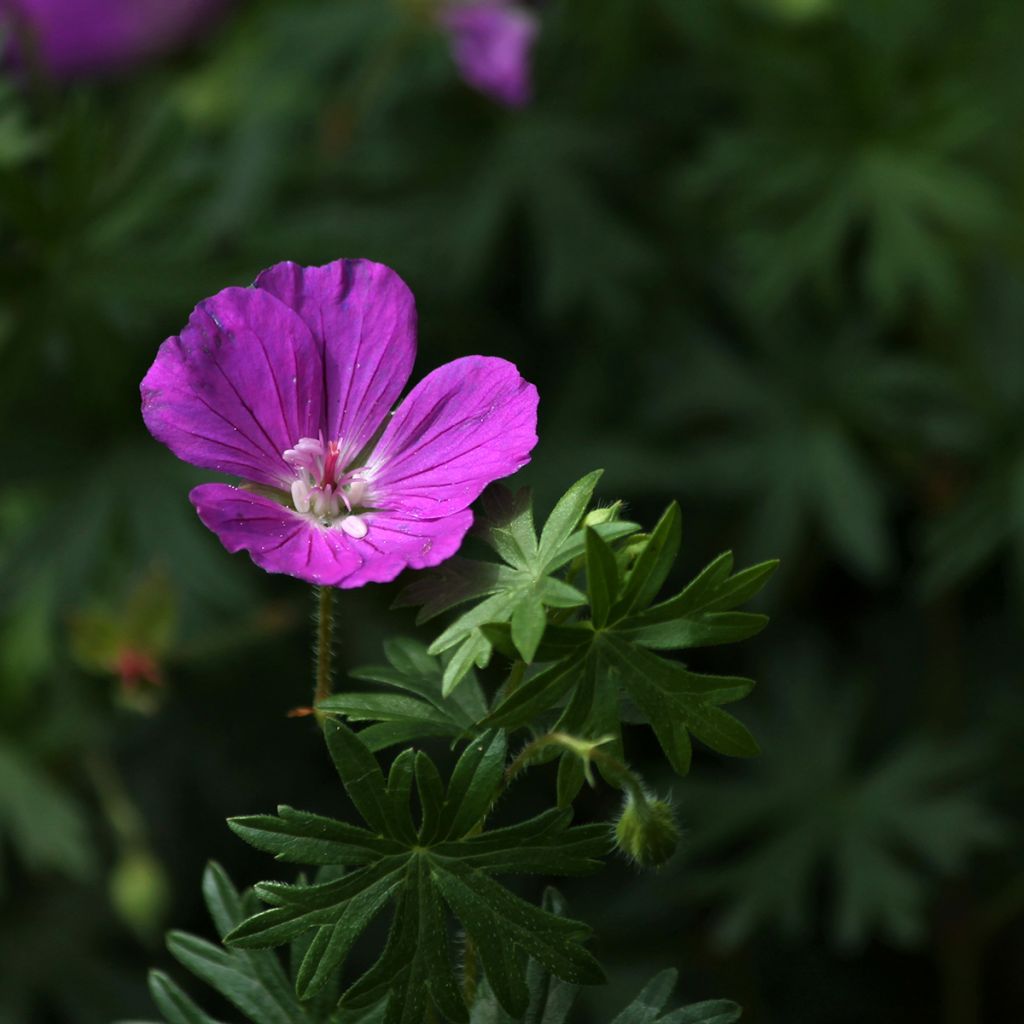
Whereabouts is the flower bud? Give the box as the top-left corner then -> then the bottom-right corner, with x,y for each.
614,793 -> 680,868
583,501 -> 623,528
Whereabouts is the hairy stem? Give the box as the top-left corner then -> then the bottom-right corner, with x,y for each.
314,585 -> 336,709
504,730 -> 645,803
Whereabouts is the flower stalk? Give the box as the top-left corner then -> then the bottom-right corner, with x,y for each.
314,585 -> 335,713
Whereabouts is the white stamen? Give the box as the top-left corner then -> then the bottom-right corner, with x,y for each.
291,479 -> 312,514
345,478 -> 368,508
341,515 -> 368,539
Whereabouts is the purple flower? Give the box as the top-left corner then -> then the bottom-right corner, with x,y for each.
141,259 -> 539,589
2,0 -> 226,78
439,0 -> 538,108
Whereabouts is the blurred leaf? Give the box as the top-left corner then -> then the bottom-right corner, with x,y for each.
677,650 -> 1007,950
0,740 -> 96,885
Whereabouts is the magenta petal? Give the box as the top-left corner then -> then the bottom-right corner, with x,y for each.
440,1 -> 538,108
254,260 -> 417,465
366,356 -> 538,518
343,509 -> 476,588
141,286 -> 323,489
191,484 -> 473,588
4,0 -> 226,78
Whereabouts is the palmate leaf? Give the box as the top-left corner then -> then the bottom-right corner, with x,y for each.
225,722 -> 609,1024
395,471 -> 639,694
481,507 -> 777,801
138,879 -> 738,1024
317,638 -> 489,751
470,888 -> 742,1024
594,329 -> 937,582
132,862 -> 390,1024
138,862 -> 310,1024
672,1 -> 1003,321
674,659 -> 1006,951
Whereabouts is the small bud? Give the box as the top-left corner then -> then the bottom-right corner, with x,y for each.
583,501 -> 623,527
614,793 -> 680,868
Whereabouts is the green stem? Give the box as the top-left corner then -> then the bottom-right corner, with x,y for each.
314,585 -> 335,709
503,730 -> 645,803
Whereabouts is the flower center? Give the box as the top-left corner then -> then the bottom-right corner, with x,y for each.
282,436 -> 371,537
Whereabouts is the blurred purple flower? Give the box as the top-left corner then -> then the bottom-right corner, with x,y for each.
439,0 -> 538,108
141,259 -> 539,588
1,0 -> 225,78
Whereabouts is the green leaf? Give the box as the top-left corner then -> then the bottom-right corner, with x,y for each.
324,720 -> 400,837
434,867 -> 603,985
228,865 -> 403,952
431,867 -> 529,1018
643,557 -> 778,623
601,637 -> 759,766
415,752 -> 446,845
356,720 -> 460,753
480,540 -> 770,779
544,520 -> 641,574
292,873 -> 400,1000
673,1002 -> 742,1024
398,482 -> 638,699
483,654 -> 587,731
442,627 -> 496,696
199,863 -> 296,1009
328,638 -> 488,742
479,485 -> 539,570
147,971 -> 224,1024
510,594 -> 547,663
585,528 -> 620,628
439,729 -> 507,840
609,969 -> 741,1024
394,559 -> 522,623
165,931 -> 304,1024
537,470 -> 605,568
319,693 -> 457,729
387,749 -> 418,845
227,730 -> 605,1018
614,502 -> 682,617
483,622 -> 594,664
616,613 -> 768,650
465,900 -> 743,1024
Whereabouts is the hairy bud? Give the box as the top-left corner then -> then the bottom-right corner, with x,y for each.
583,501 -> 623,527
614,793 -> 680,868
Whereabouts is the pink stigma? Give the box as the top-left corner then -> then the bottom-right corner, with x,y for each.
322,441 -> 342,489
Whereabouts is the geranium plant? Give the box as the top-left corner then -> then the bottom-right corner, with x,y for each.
135,258 -> 777,1024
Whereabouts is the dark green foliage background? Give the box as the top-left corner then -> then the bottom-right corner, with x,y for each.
0,0 -> 1021,1021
